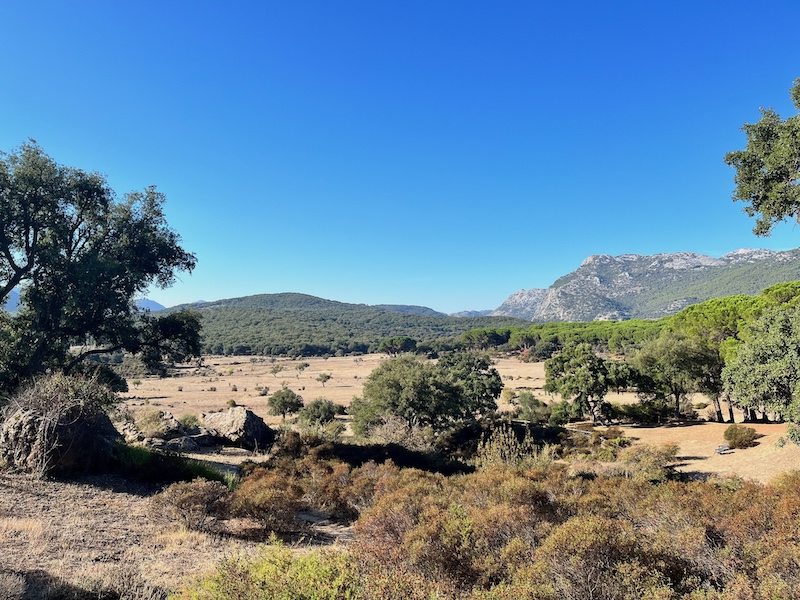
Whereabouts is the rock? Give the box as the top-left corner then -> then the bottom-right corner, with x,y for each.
201,407 -> 275,452
165,436 -> 200,452
189,428 -> 218,447
0,407 -> 120,476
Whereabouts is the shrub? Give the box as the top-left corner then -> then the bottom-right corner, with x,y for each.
516,391 -> 552,425
368,415 -> 435,452
150,477 -> 229,531
298,398 -> 338,425
135,408 -> 171,438
724,424 -> 759,449
113,444 -> 228,484
178,413 -> 200,430
787,424 -> 800,446
230,468 -> 305,534
615,443 -> 678,483
0,373 -> 119,476
173,543 -> 359,600
475,426 -> 543,470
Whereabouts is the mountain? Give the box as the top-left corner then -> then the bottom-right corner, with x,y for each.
491,289 -> 548,320
136,298 -> 166,312
167,292 -> 529,356
450,310 -> 492,318
4,289 -> 20,313
373,304 -> 448,318
493,248 -> 800,322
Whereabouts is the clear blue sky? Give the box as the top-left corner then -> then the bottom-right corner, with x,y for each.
2,1 -> 800,313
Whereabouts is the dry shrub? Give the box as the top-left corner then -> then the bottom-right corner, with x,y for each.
368,415 -> 435,452
525,515 -> 671,600
0,373 -> 119,476
230,468 -> 305,534
474,426 -> 556,471
150,477 -> 229,532
614,443 -> 678,483
724,424 -> 759,449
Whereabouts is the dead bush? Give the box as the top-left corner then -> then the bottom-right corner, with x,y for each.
150,477 -> 229,532
0,374 -> 119,476
230,468 -> 305,534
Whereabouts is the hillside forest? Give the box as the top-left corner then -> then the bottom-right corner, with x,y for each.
0,79 -> 800,598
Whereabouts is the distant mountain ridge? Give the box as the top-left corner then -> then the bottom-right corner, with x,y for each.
492,248 -> 800,322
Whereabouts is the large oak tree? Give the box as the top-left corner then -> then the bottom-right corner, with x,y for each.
0,143 -> 200,392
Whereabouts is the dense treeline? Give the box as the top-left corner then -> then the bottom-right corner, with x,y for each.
173,293 -> 528,356
457,281 -> 800,360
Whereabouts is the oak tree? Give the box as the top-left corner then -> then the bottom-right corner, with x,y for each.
0,143 -> 200,392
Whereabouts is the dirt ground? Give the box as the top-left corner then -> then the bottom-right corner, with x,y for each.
3,353 -> 799,596
122,354 -> 800,485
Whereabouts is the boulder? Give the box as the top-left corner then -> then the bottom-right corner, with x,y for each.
165,436 -> 200,452
0,407 -> 120,476
201,407 -> 275,452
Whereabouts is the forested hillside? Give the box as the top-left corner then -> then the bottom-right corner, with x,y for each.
168,293 -> 529,356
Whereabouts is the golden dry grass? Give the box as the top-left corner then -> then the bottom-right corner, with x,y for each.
123,353 -> 800,484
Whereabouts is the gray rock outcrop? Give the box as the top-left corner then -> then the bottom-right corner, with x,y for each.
201,407 -> 275,452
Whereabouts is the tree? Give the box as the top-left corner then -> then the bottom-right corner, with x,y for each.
298,398 -> 338,425
632,332 -> 721,419
377,336 -> 417,356
267,386 -> 304,421
316,373 -> 332,387
544,343 -> 611,424
723,304 -> 800,422
352,351 -> 502,435
724,78 -> 800,236
0,143 -> 199,392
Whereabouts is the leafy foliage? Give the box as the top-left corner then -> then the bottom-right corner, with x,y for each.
168,292 -> 528,357
0,143 -> 199,392
544,343 -> 612,423
723,304 -> 800,421
724,424 -> 759,449
267,387 -> 304,420
352,351 -> 502,435
725,78 -> 800,236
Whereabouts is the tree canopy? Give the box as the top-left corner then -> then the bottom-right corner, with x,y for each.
544,343 -> 612,424
351,351 -> 502,435
725,78 -> 800,236
0,143 -> 200,391
723,304 -> 800,422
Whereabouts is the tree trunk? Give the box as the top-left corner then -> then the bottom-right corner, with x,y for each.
710,394 -> 724,423
725,394 -> 735,423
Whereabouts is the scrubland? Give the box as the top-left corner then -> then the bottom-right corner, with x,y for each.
3,354 -> 800,599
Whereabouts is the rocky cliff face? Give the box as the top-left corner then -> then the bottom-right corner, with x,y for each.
494,248 -> 800,322
491,288 -> 548,319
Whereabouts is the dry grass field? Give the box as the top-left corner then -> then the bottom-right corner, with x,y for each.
120,353 -> 800,484
3,353 -> 800,597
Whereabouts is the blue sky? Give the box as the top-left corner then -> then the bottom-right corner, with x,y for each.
2,1 -> 800,313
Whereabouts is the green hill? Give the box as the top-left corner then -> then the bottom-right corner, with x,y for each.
167,293 -> 528,356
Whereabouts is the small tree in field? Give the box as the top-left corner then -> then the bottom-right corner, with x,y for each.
268,387 -> 304,421
316,373 -> 332,387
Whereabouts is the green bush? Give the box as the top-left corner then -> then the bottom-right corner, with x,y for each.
178,413 -> 200,429
173,543 -> 359,600
298,398 -> 338,424
113,444 -> 228,484
787,424 -> 800,446
724,424 -> 759,449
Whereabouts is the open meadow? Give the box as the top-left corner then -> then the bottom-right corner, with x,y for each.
121,353 -> 800,484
